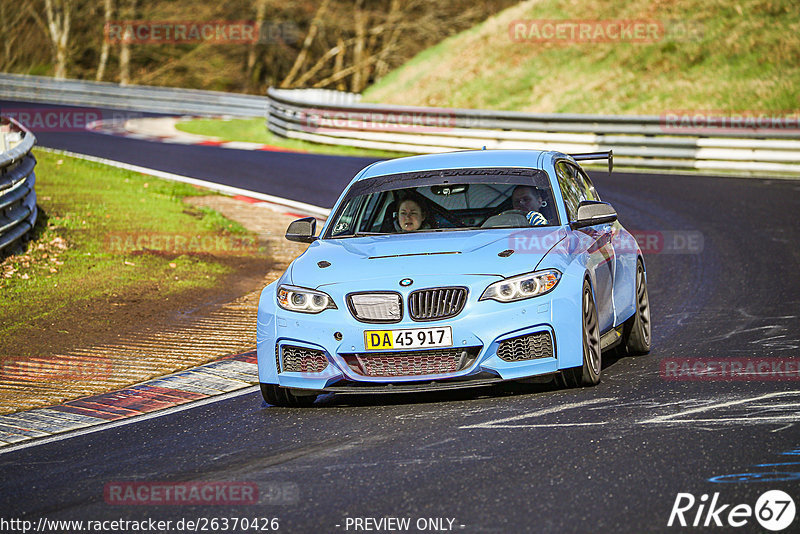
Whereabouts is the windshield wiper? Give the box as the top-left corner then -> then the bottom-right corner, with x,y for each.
432,226 -> 482,232
351,231 -> 388,237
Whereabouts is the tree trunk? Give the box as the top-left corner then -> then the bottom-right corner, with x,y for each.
334,38 -> 346,91
245,0 -> 268,91
294,38 -> 351,87
313,55 -> 376,88
374,0 -> 402,79
119,36 -> 130,85
0,2 -> 26,71
96,0 -> 114,81
350,0 -> 366,92
119,0 -> 137,85
280,0 -> 330,88
43,0 -> 72,80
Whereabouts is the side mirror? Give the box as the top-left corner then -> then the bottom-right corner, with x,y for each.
571,201 -> 617,229
286,217 -> 317,243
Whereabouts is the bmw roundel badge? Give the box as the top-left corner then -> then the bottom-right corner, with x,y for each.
399,278 -> 413,287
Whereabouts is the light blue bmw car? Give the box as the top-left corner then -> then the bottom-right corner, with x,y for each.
256,149 -> 650,406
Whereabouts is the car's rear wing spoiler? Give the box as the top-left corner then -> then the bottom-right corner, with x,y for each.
570,150 -> 613,174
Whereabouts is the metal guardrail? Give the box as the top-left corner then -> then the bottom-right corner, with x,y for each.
268,88 -> 361,106
1,73 -> 797,175
0,73 -> 267,117
266,88 -> 800,175
0,117 -> 37,253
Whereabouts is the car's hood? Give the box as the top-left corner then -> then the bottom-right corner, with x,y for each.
289,227 -> 567,288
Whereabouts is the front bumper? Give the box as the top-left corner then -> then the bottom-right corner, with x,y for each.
256,273 -> 584,393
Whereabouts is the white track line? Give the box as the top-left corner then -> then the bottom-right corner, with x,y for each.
35,146 -> 331,217
459,397 -> 616,429
639,391 -> 800,424
0,386 -> 259,456
0,147 -> 329,454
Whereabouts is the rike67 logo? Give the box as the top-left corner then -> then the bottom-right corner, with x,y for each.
668,490 -> 796,531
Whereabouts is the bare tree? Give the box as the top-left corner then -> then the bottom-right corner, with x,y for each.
0,2 -> 29,71
6,0 -> 520,93
350,0 -> 366,92
119,0 -> 137,85
333,37 -> 346,91
245,0 -> 269,90
280,0 -> 330,88
373,0 -> 401,79
41,0 -> 73,79
96,0 -> 114,81
294,38 -> 348,87
313,54 -> 377,88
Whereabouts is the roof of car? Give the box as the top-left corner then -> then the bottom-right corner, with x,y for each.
358,149 -> 566,180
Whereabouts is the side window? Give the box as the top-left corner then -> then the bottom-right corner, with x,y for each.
358,192 -> 383,232
331,196 -> 362,236
569,164 -> 600,202
331,192 -> 381,236
555,162 -> 581,220
366,192 -> 396,232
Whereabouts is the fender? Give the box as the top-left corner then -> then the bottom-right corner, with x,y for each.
256,282 -> 279,384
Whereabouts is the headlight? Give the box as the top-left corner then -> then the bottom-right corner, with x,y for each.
277,285 -> 337,313
480,269 -> 561,302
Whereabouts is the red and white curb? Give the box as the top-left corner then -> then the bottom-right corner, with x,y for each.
0,151 -> 332,454
87,115 -> 307,154
81,116 -> 327,220
0,351 -> 259,450
36,146 -> 331,219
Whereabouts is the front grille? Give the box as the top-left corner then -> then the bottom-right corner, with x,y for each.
280,345 -> 329,373
342,347 -> 480,377
347,292 -> 402,323
497,332 -> 553,362
408,287 -> 467,321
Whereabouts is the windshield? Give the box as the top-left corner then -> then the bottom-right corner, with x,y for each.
324,167 -> 559,238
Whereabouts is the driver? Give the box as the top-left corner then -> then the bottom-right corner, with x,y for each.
396,198 -> 428,232
511,185 -> 548,226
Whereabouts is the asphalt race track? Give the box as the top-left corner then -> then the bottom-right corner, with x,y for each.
0,100 -> 377,209
2,100 -> 800,533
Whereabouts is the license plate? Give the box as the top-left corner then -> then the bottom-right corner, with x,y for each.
364,326 -> 453,351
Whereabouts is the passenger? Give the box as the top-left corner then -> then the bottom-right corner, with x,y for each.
396,198 -> 428,232
511,185 -> 548,226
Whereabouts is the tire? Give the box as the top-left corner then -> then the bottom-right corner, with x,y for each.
559,279 -> 602,388
260,383 -> 317,407
621,259 -> 651,355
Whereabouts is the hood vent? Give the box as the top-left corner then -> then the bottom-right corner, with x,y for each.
369,251 -> 461,260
